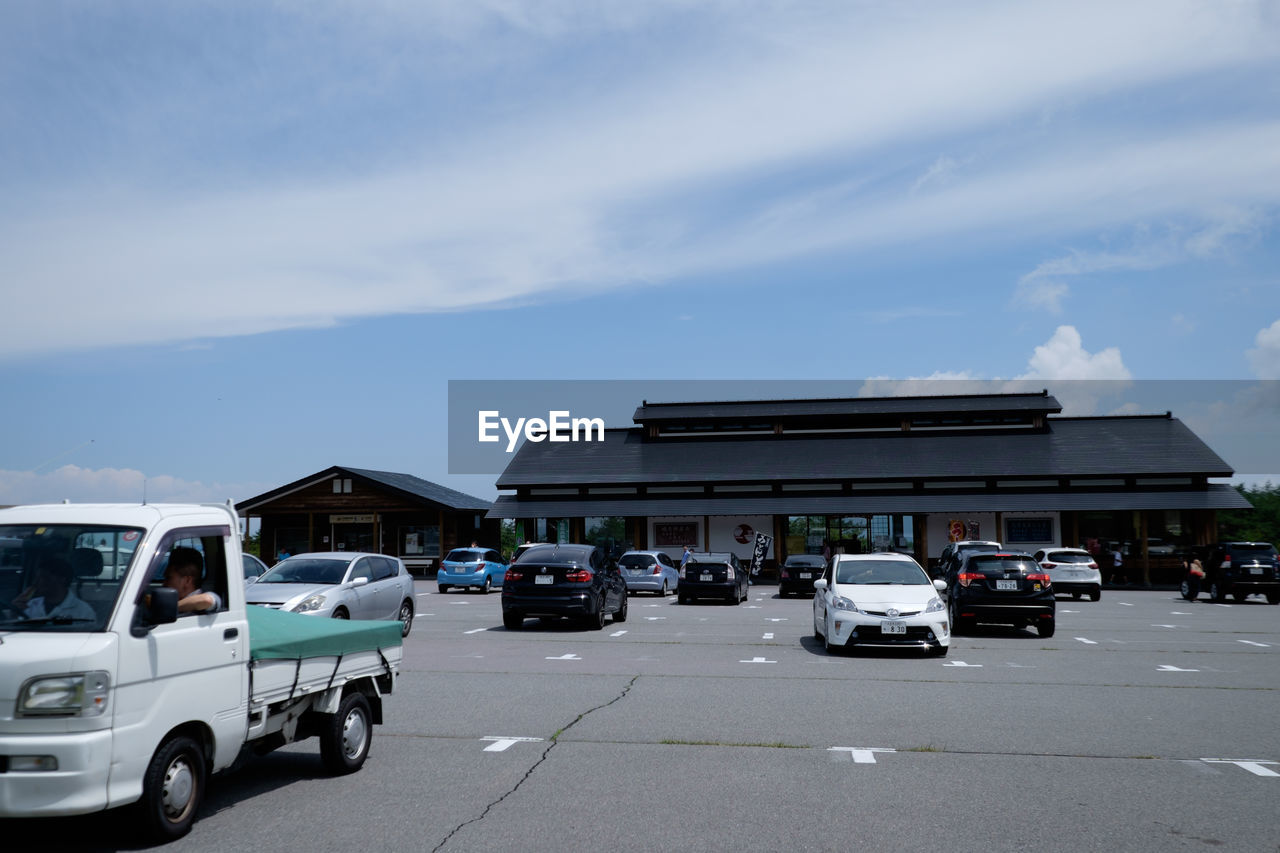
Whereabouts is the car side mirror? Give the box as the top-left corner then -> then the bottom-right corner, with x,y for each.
349,576 -> 369,588
933,579 -> 947,592
813,579 -> 827,591
131,587 -> 179,637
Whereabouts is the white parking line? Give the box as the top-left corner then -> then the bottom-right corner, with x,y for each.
763,632 -> 774,639
943,661 -> 982,667
451,601 -> 470,605
1171,611 -> 1192,615
414,613 -> 435,619
1239,640 -> 1271,647
1060,609 -> 1080,614
1152,624 -> 1179,629
1213,603 -> 1231,608
740,656 -> 776,664
610,630 -> 627,637
829,747 -> 895,764
766,618 -> 788,622
463,628 -> 487,634
1075,637 -> 1097,644
1157,664 -> 1199,672
482,736 -> 543,753
644,616 -> 667,621
1201,759 -> 1280,777
1118,602 -> 1134,607
546,653 -> 581,661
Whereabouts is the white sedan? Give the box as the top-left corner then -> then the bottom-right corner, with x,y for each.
813,553 -> 950,656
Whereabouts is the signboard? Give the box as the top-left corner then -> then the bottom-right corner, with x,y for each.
330,514 -> 378,524
750,532 -> 773,576
1005,518 -> 1053,543
655,522 -> 699,548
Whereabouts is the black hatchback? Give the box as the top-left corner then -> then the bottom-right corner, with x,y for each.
501,543 -> 628,630
678,552 -> 749,604
1187,542 -> 1280,604
946,552 -> 1056,637
778,554 -> 826,597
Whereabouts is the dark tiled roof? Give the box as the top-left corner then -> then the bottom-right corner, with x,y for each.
237,466 -> 491,512
495,416 -> 1232,487
487,484 -> 1251,518
633,392 -> 1060,423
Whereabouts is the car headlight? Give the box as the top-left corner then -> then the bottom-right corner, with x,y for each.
18,671 -> 110,717
831,595 -> 860,613
293,594 -> 328,613
925,597 -> 945,613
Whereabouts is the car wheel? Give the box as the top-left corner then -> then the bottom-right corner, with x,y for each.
1211,581 -> 1226,603
1180,578 -> 1198,601
1267,593 -> 1280,605
332,607 -> 349,619
613,593 -> 628,623
1233,592 -> 1248,603
948,593 -> 967,636
741,583 -> 749,603
813,616 -> 822,640
824,630 -> 841,655
438,584 -> 451,594
503,610 -> 523,630
1037,618 -> 1056,638
1071,592 -> 1082,600
320,692 -> 372,775
586,597 -> 607,630
139,734 -> 206,842
660,580 -> 668,597
678,593 -> 688,604
398,599 -> 414,637
481,576 -> 492,595
1089,587 -> 1102,602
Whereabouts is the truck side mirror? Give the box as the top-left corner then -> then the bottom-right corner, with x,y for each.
131,587 -> 179,637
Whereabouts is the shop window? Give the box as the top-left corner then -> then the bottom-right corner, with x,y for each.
399,526 -> 439,557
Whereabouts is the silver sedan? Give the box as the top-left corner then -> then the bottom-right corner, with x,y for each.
245,551 -> 417,636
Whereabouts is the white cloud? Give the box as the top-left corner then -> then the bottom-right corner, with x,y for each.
1247,318 -> 1280,378
0,465 -> 268,506
1013,279 -> 1069,314
2,0 -> 1278,356
1017,325 -> 1130,380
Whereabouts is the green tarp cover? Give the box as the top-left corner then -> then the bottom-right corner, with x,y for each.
247,605 -> 403,661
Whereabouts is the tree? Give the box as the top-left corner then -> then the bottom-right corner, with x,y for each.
1218,482 -> 1280,544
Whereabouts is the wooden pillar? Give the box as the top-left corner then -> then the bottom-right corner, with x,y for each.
703,516 -> 710,551
1139,511 -> 1150,585
914,514 -> 928,570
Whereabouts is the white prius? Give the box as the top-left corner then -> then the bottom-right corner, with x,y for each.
812,552 -> 950,656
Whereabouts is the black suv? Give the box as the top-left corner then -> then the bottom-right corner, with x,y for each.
678,552 -> 749,604
501,543 -> 628,629
778,554 -> 826,597
1182,542 -> 1279,604
946,551 -> 1056,637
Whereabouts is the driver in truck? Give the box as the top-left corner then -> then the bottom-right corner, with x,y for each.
163,547 -> 223,613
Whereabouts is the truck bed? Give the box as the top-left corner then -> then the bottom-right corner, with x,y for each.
246,606 -> 403,706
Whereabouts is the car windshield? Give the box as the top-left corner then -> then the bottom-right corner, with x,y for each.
1048,552 -> 1094,563
619,555 -> 655,568
835,560 -> 928,585
520,545 -> 589,564
0,523 -> 142,633
445,549 -> 483,562
1231,545 -> 1277,559
257,558 -> 350,585
970,556 -> 1037,573
785,556 -> 825,567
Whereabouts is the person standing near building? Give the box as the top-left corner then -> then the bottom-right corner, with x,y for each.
1109,543 -> 1125,586
680,545 -> 692,569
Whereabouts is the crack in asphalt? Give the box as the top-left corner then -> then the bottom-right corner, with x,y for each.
431,674 -> 640,852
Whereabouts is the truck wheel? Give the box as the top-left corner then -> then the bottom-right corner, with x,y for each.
398,599 -> 414,637
139,734 -> 205,842
321,692 -> 372,775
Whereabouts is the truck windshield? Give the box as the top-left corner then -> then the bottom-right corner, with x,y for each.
0,524 -> 140,633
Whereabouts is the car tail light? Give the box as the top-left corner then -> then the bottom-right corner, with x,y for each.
652,564 -> 662,575
726,567 -> 736,580
1221,557 -> 1232,568
957,572 -> 984,587
504,569 -> 523,582
780,568 -> 790,578
1027,573 -> 1052,586
1040,562 -> 1053,569
477,562 -> 486,572
565,569 -> 592,582
1088,561 -> 1098,569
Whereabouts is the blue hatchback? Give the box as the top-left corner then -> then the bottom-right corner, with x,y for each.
438,547 -> 508,594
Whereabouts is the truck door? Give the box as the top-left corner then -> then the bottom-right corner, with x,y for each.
114,525 -> 248,774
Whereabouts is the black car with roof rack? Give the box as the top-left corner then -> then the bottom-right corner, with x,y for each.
945,550 -> 1056,637
500,543 -> 628,630
677,551 -> 749,604
1181,542 -> 1280,604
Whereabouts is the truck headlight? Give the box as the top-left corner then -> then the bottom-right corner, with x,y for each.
17,671 -> 110,717
293,594 -> 327,613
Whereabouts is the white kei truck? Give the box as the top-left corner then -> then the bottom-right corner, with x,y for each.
0,502 -> 403,841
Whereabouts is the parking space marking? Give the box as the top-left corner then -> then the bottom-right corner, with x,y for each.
740,656 -> 776,664
1201,759 -> 1280,777
1157,664 -> 1199,672
1074,637 -> 1097,644
1005,662 -> 1035,668
1060,609 -> 1080,614
1238,640 -> 1271,647
415,592 -> 433,597
1213,603 -> 1232,608
482,736 -> 543,753
546,653 -> 582,661
829,747 -> 896,764
745,605 -> 762,609
1171,611 -> 1192,615
763,632 -> 774,639
415,613 -> 435,618
1152,624 -> 1179,629
943,661 -> 982,667
1118,602 -> 1134,607
610,630 -> 627,637
644,616 -> 667,621
463,628 -> 487,634
766,618 -> 788,622
451,601 -> 471,605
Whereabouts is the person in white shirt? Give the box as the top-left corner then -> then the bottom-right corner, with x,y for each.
163,547 -> 223,614
15,558 -> 97,622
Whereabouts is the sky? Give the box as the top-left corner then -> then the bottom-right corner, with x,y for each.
1,0 -> 1279,506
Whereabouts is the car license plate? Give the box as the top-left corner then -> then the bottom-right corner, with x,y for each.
628,569 -> 644,576
453,567 -> 468,574
996,579 -> 1019,591
882,620 -> 906,634
700,573 -> 713,581
1250,567 -> 1263,575
799,572 -> 812,579
535,575 -> 554,585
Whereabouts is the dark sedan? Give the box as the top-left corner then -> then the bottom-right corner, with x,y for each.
946,551 -> 1056,637
501,543 -> 628,630
778,554 -> 826,597
677,552 -> 749,605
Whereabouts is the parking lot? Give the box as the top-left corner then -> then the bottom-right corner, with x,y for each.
18,581 -> 1280,852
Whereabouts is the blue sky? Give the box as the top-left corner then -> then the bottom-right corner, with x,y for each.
2,0 -> 1279,505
